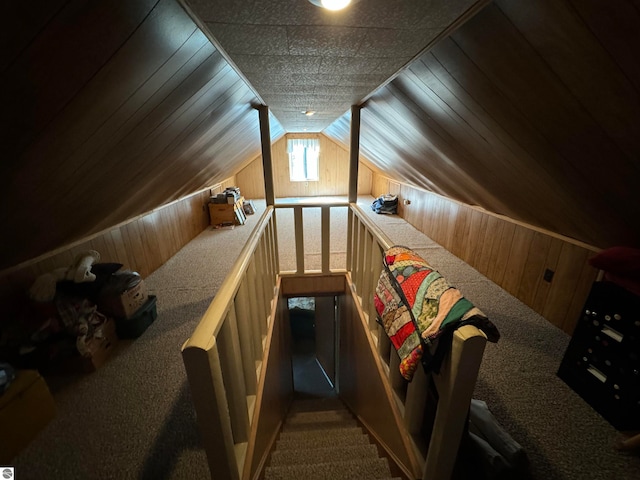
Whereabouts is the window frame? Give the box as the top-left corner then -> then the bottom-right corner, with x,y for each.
287,138 -> 320,182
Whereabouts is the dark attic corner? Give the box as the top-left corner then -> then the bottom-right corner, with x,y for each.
1,0 -> 640,478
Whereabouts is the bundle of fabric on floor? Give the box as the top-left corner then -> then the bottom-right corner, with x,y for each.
374,245 -> 500,381
371,194 -> 398,214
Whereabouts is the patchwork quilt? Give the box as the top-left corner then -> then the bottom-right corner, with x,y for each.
374,246 -> 499,381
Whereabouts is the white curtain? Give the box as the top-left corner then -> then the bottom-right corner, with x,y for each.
287,138 -> 319,152
287,139 -> 320,181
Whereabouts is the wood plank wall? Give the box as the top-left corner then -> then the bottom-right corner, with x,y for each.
325,0 -> 640,251
235,133 -> 373,199
372,174 -> 599,334
0,178 -> 235,323
1,0 -> 266,272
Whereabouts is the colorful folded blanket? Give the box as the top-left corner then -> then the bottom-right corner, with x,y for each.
374,246 -> 499,381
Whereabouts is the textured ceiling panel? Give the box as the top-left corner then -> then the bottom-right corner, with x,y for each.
286,25 -> 367,56
231,55 -> 324,75
318,56 -> 386,74
205,23 -> 289,55
183,0 -> 483,131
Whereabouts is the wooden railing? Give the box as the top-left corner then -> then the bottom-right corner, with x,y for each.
183,201 -> 488,480
274,200 -> 349,274
181,206 -> 279,480
348,203 -> 488,480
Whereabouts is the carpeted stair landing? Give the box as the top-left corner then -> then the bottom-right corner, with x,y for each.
264,397 -> 401,480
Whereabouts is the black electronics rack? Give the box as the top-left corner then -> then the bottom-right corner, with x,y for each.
557,281 -> 640,431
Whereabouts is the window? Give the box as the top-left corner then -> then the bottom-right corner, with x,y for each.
287,138 -> 319,182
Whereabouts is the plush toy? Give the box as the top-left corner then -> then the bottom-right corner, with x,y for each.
29,250 -> 101,302
29,267 -> 68,302
65,250 -> 101,283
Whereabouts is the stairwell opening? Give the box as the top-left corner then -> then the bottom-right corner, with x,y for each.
287,296 -> 337,399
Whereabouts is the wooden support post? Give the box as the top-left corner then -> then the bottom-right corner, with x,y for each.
265,220 -> 276,283
259,235 -> 273,324
261,235 -> 270,295
389,350 -> 405,392
348,105 -> 361,204
234,282 -> 258,395
294,206 -> 305,274
182,341 -> 239,480
370,240 -> 383,330
404,367 -> 428,437
426,326 -> 487,480
362,231 -> 372,316
218,307 -> 250,443
255,238 -> 267,320
350,216 -> 359,285
377,324 -> 391,364
246,261 -> 263,352
321,206 -> 330,273
258,105 -> 275,206
252,255 -> 268,337
355,221 -> 366,293
270,215 -> 280,275
346,208 -> 354,269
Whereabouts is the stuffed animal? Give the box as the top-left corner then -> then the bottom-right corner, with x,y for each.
29,250 -> 101,302
29,267 -> 68,302
65,250 -> 101,283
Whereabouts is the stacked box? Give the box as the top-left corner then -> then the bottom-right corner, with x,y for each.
117,280 -> 148,318
54,318 -> 118,374
208,197 -> 245,226
208,203 -> 237,225
81,318 -> 118,372
115,295 -> 157,339
99,277 -> 149,319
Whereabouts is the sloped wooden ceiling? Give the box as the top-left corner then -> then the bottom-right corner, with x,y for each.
326,0 -> 640,250
0,0 -> 283,271
3,0 -> 639,272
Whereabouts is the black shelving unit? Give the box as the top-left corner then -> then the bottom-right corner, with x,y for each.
557,281 -> 640,431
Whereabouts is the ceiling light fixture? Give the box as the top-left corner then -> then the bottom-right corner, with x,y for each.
308,0 -> 352,12
303,110 -> 316,116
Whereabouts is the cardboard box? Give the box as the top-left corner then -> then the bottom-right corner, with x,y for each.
208,197 -> 245,226
208,203 -> 236,225
53,319 -> 118,374
0,370 -> 56,463
115,295 -> 157,339
81,318 -> 118,373
99,279 -> 149,319
119,280 -> 148,319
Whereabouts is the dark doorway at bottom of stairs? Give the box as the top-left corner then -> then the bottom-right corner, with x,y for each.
288,299 -> 335,399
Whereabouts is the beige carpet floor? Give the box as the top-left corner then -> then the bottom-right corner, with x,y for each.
12,196 -> 640,479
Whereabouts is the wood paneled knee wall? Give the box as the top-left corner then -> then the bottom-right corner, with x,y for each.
0,180 -> 235,324
372,174 -> 599,334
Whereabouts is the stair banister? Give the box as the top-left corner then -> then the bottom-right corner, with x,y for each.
183,199 -> 488,480
182,207 -> 279,480
425,325 -> 487,479
347,203 -> 488,480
